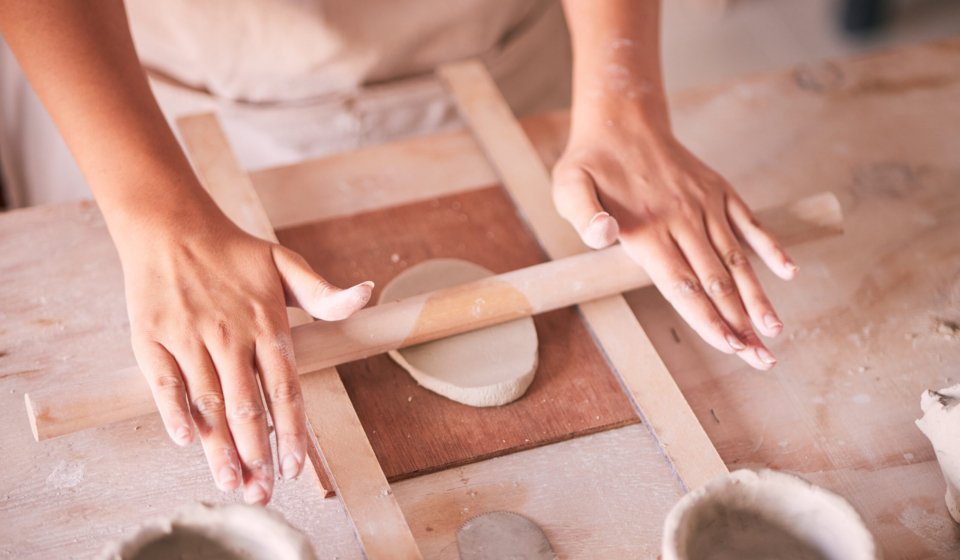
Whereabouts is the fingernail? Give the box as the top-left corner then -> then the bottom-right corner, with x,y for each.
583,211 -> 619,249
785,261 -> 799,275
174,425 -> 193,445
244,482 -> 268,505
588,211 -> 610,226
320,283 -> 373,320
350,282 -> 374,302
281,454 -> 301,481
218,465 -> 238,490
764,313 -> 783,332
757,347 -> 777,365
725,333 -> 746,351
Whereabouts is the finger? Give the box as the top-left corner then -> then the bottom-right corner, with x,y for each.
552,166 -> 620,249
673,224 -> 776,370
272,245 -> 373,321
176,343 -> 242,492
256,323 -> 307,482
707,214 -> 785,340
726,195 -> 798,280
131,338 -> 194,446
209,342 -> 274,505
620,230 -> 744,355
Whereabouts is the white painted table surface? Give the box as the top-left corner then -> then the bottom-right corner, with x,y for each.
3,39 -> 960,558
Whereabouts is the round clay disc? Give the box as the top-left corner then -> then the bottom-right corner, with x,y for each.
378,258 -> 539,407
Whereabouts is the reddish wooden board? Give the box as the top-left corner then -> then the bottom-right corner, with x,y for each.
277,185 -> 638,481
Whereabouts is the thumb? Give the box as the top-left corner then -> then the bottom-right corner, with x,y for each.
271,246 -> 374,321
552,165 -> 619,249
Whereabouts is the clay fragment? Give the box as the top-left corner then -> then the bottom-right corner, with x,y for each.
916,384 -> 960,523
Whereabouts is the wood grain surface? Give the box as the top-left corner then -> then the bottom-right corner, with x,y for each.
276,186 -> 638,481
2,40 -> 959,559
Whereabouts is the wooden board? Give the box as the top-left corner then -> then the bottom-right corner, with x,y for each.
2,40 -> 959,559
276,186 -> 638,481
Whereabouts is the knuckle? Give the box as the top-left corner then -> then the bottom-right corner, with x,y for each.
723,249 -> 748,268
228,400 -> 266,423
270,333 -> 296,366
277,432 -> 306,450
213,319 -> 231,347
751,294 -> 773,310
153,374 -> 185,393
248,458 -> 273,481
192,392 -> 226,416
311,279 -> 334,302
736,328 -> 758,344
170,331 -> 204,352
670,276 -> 703,298
255,315 -> 284,341
705,275 -> 736,297
270,381 -> 302,405
677,201 -> 704,223
708,318 -> 730,335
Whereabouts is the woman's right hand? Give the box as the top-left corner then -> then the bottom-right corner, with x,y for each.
0,0 -> 372,505
116,206 -> 372,505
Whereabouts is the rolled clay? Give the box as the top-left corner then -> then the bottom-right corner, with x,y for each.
379,258 -> 539,407
662,469 -> 879,560
99,503 -> 316,560
916,384 -> 960,523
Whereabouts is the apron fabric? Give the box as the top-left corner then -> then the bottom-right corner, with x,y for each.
0,0 -> 570,208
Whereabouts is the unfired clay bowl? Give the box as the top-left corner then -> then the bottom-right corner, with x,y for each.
662,469 -> 880,560
99,503 -> 317,560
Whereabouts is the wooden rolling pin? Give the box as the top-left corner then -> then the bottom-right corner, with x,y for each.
25,192 -> 843,441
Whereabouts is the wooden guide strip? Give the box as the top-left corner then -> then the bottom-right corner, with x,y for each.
437,60 -> 729,490
300,370 -> 422,560
24,194 -> 841,442
175,114 -> 422,559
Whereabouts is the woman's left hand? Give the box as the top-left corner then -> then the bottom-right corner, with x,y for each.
552,123 -> 797,370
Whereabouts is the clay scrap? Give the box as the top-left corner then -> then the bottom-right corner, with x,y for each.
916,383 -> 960,523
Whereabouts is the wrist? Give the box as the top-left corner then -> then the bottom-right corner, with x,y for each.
100,179 -> 229,257
569,97 -> 675,147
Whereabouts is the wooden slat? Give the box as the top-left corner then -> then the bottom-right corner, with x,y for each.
438,60 -> 729,490
175,114 -> 421,559
301,370 -> 422,560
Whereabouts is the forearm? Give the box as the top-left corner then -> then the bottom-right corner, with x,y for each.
561,0 -> 671,137
0,1 -> 218,249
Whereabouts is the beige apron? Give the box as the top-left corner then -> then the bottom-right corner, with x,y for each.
0,0 -> 570,208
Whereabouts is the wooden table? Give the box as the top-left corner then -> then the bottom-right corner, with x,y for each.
2,39 -> 959,559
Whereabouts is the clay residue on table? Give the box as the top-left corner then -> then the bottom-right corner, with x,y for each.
934,318 -> 960,341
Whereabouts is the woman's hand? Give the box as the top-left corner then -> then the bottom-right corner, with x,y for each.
0,0 -> 374,504
553,123 -> 797,370
117,208 -> 372,504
